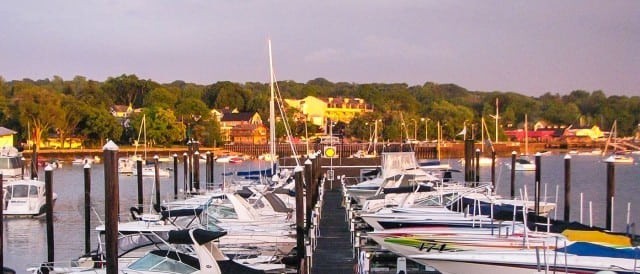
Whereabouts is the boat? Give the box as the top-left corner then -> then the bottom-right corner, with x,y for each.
606,155 -> 634,164
3,178 -> 57,217
71,156 -> 94,165
0,146 -> 24,180
507,158 -> 536,171
131,165 -> 171,177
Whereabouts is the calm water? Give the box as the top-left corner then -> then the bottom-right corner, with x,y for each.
3,153 -> 640,273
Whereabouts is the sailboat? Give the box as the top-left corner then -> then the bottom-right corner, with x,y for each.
509,114 -> 535,171
120,114 -> 170,176
602,120 -> 634,164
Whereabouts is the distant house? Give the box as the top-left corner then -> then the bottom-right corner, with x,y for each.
219,112 -> 263,143
231,124 -> 268,144
0,127 -> 16,148
284,96 -> 373,129
111,104 -> 133,118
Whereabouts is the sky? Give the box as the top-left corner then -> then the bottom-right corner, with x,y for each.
0,0 -> 638,97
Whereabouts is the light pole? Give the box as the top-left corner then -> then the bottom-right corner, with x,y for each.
411,119 -> 417,140
421,118 -> 430,142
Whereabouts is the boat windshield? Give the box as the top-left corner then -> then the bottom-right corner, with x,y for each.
0,157 -> 21,169
7,185 -> 36,198
206,204 -> 238,220
128,251 -> 198,273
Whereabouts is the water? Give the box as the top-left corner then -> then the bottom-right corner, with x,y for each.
3,153 -> 640,273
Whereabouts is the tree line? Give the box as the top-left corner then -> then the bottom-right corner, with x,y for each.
1,74 -> 638,149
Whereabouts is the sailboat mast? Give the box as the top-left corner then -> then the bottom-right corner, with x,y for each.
525,114 -> 529,156
268,40 -> 276,163
495,98 -> 499,143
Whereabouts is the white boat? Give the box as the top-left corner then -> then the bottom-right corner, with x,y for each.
0,146 -> 24,180
3,179 -> 57,216
71,156 -> 94,165
507,157 -> 536,171
29,228 -> 290,274
131,166 -> 171,177
606,155 -> 634,164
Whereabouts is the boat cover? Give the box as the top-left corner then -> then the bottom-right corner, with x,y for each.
556,242 -> 640,259
168,229 -> 226,245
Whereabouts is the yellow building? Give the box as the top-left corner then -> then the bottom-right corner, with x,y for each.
572,125 -> 605,140
284,96 -> 373,127
0,127 -> 16,148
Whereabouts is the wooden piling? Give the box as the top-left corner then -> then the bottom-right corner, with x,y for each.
606,157 -> 615,231
21,157 -> 25,179
464,140 -> 474,182
103,141 -> 120,274
154,156 -> 160,210
305,157 -> 313,232
210,152 -> 215,190
187,141 -> 193,190
31,146 -> 38,179
564,154 -> 571,222
510,151 -> 516,199
475,148 -> 480,182
45,165 -> 54,265
491,151 -> 496,190
173,154 -> 178,199
182,153 -> 188,193
534,152 -> 541,217
193,151 -> 200,191
205,152 -> 211,188
83,163 -> 92,255
136,159 -> 143,213
294,166 -> 305,260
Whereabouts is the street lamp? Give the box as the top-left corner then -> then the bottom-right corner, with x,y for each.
421,118 -> 430,142
411,119 -> 417,140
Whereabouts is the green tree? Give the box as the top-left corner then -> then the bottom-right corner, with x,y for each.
12,86 -> 64,150
81,108 -> 123,147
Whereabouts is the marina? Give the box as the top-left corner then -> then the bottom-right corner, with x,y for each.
1,148 -> 639,273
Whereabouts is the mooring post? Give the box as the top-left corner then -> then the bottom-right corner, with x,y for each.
187,140 -> 193,190
464,139 -> 474,182
83,163 -> 92,255
45,165 -> 54,266
294,166 -> 305,262
564,154 -> 572,222
606,157 -> 615,231
182,152 -> 188,194
534,152 -> 542,217
475,148 -> 480,183
173,154 -> 178,200
211,152 -> 215,190
103,141 -> 120,274
309,153 -> 318,206
154,156 -> 161,211
491,151 -> 496,191
136,159 -> 143,213
510,151 -> 516,199
31,146 -> 38,179
205,151 -> 211,188
21,157 -> 25,179
305,157 -> 313,232
193,151 -> 200,192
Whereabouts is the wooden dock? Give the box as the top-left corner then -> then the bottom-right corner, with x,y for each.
312,183 -> 354,274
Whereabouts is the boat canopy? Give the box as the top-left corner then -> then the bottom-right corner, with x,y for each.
168,229 -> 226,245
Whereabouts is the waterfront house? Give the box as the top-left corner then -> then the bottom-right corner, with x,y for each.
219,112 -> 264,143
284,95 -> 373,128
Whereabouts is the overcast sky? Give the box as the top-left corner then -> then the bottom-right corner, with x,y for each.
1,1 -> 638,96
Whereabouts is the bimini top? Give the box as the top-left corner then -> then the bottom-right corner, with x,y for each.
168,229 -> 227,245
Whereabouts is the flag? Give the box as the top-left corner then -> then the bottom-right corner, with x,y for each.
457,126 -> 467,136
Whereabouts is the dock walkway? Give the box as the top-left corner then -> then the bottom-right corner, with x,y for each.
312,184 -> 354,274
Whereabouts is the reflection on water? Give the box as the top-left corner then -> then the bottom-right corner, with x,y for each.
4,218 -> 46,259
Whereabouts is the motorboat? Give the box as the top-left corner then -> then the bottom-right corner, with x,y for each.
3,179 -> 57,217
131,165 -> 171,177
606,154 -> 634,164
29,228 -> 292,273
0,146 -> 24,180
506,157 -> 536,171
